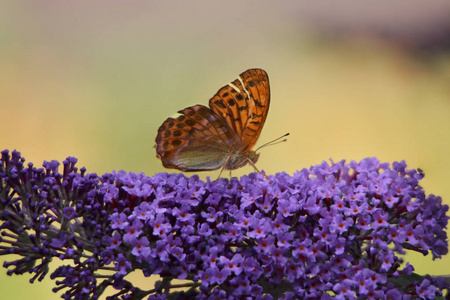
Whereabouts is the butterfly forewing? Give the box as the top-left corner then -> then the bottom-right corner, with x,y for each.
209,68 -> 270,151
155,68 -> 270,172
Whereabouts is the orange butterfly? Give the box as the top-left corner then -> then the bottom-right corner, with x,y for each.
155,68 -> 271,173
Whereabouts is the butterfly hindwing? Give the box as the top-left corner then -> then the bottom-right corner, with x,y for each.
155,105 -> 239,171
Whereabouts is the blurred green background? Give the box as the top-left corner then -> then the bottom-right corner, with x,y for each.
1,1 -> 450,299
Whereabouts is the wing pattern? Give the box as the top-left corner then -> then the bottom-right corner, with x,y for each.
209,68 -> 270,151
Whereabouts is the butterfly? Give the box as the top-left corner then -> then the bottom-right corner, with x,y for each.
155,68 -> 270,173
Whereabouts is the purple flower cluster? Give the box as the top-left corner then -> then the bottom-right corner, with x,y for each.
0,149 -> 449,299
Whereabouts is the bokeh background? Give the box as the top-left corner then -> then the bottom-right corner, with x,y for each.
1,1 -> 450,299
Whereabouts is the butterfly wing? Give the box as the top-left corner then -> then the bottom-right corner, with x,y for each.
155,105 -> 240,171
208,68 -> 270,152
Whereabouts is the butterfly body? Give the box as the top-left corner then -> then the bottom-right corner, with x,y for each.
155,69 -> 269,172
224,150 -> 260,171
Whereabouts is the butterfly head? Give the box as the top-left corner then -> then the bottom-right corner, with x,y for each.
248,151 -> 260,165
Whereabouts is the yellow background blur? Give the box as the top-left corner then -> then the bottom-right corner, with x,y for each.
1,1 -> 449,299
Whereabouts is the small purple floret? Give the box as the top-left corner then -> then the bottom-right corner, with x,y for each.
0,151 -> 448,299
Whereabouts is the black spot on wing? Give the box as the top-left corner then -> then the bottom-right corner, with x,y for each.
172,139 -> 182,146
254,99 -> 264,108
185,119 -> 196,126
214,99 -> 227,109
164,131 -> 171,138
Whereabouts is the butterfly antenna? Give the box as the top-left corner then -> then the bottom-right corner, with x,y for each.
255,133 -> 290,152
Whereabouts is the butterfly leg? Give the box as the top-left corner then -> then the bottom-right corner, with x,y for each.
217,166 -> 226,180
246,158 -> 269,180
217,156 -> 231,180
